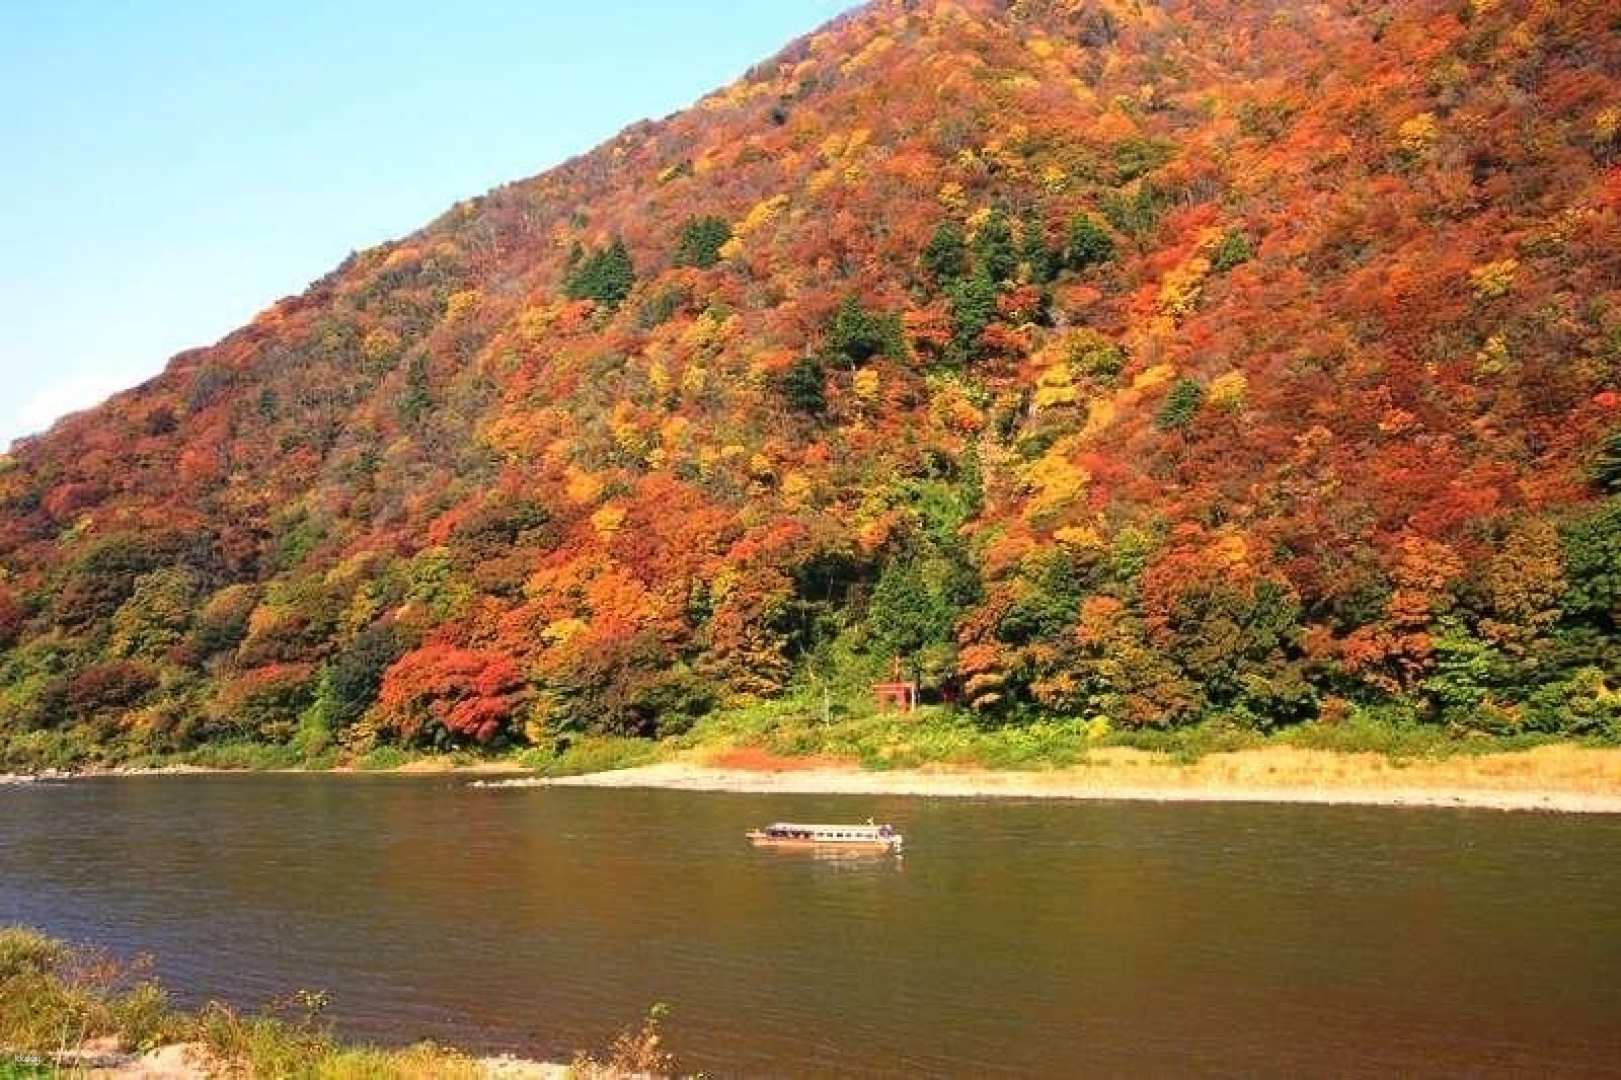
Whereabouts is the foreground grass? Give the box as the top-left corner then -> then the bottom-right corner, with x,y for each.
0,927 -> 674,1079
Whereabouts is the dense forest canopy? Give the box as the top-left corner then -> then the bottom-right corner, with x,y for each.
3,0 -> 1621,764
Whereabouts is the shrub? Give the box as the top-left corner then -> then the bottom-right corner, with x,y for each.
1065,329 -> 1126,381
623,667 -> 715,738
52,533 -> 180,630
1419,619 -> 1505,725
572,1003 -> 677,1079
869,557 -> 965,671
1112,136 -> 1174,182
1155,378 -> 1205,431
109,567 -> 200,660
1523,668 -> 1621,739
398,354 -> 432,425
1211,228 -> 1253,271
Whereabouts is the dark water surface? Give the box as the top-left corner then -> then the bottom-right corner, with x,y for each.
3,775 -> 1620,1077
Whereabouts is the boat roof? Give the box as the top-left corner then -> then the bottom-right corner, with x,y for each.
766,822 -> 891,831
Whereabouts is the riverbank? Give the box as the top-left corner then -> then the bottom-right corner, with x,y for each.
506,744 -> 1621,814
10,709 -> 1621,814
0,928 -> 668,1079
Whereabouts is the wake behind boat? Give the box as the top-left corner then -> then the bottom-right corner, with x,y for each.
747,821 -> 904,853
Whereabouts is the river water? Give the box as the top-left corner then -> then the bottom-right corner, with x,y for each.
3,775 -> 1620,1076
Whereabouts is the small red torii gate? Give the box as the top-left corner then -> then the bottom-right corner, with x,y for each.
872,657 -> 919,714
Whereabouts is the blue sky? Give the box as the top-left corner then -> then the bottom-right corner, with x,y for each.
0,1 -> 854,448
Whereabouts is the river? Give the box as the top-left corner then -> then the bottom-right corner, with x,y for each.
3,775 -> 1619,1076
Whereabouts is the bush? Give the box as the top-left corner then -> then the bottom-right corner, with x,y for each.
0,928 -> 489,1078
0,928 -> 181,1055
868,556 -> 966,679
0,588 -> 24,649
0,728 -> 101,772
180,741 -> 304,771
1155,378 -> 1205,431
521,735 -> 663,777
1211,228 -> 1253,271
1523,668 -> 1621,739
624,667 -> 715,738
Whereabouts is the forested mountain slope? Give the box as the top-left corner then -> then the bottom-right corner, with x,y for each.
4,0 -> 1621,763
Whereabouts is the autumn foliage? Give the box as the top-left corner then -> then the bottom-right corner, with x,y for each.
4,0 -> 1621,762
372,646 -> 523,746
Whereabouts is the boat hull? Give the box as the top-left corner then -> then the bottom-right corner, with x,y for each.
746,831 -> 902,852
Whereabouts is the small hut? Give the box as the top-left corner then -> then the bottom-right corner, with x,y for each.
872,657 -> 919,714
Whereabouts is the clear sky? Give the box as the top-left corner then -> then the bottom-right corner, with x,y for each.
0,1 -> 854,448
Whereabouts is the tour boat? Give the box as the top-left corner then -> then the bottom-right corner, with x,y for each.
746,821 -> 904,852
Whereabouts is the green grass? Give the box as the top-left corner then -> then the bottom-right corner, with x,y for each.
0,927 -> 181,1061
673,693 -> 1603,771
517,736 -> 666,777
5,690 -> 1608,783
0,927 -> 678,1078
680,699 -> 1111,770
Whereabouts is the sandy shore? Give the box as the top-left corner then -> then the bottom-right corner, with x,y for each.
492,745 -> 1621,815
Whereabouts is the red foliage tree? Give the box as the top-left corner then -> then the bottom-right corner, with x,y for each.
373,646 -> 523,745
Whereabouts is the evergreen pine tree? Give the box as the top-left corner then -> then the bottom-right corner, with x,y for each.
782,357 -> 827,415
564,237 -> 636,308
922,220 -> 967,282
975,209 -> 1018,283
1064,212 -> 1115,271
